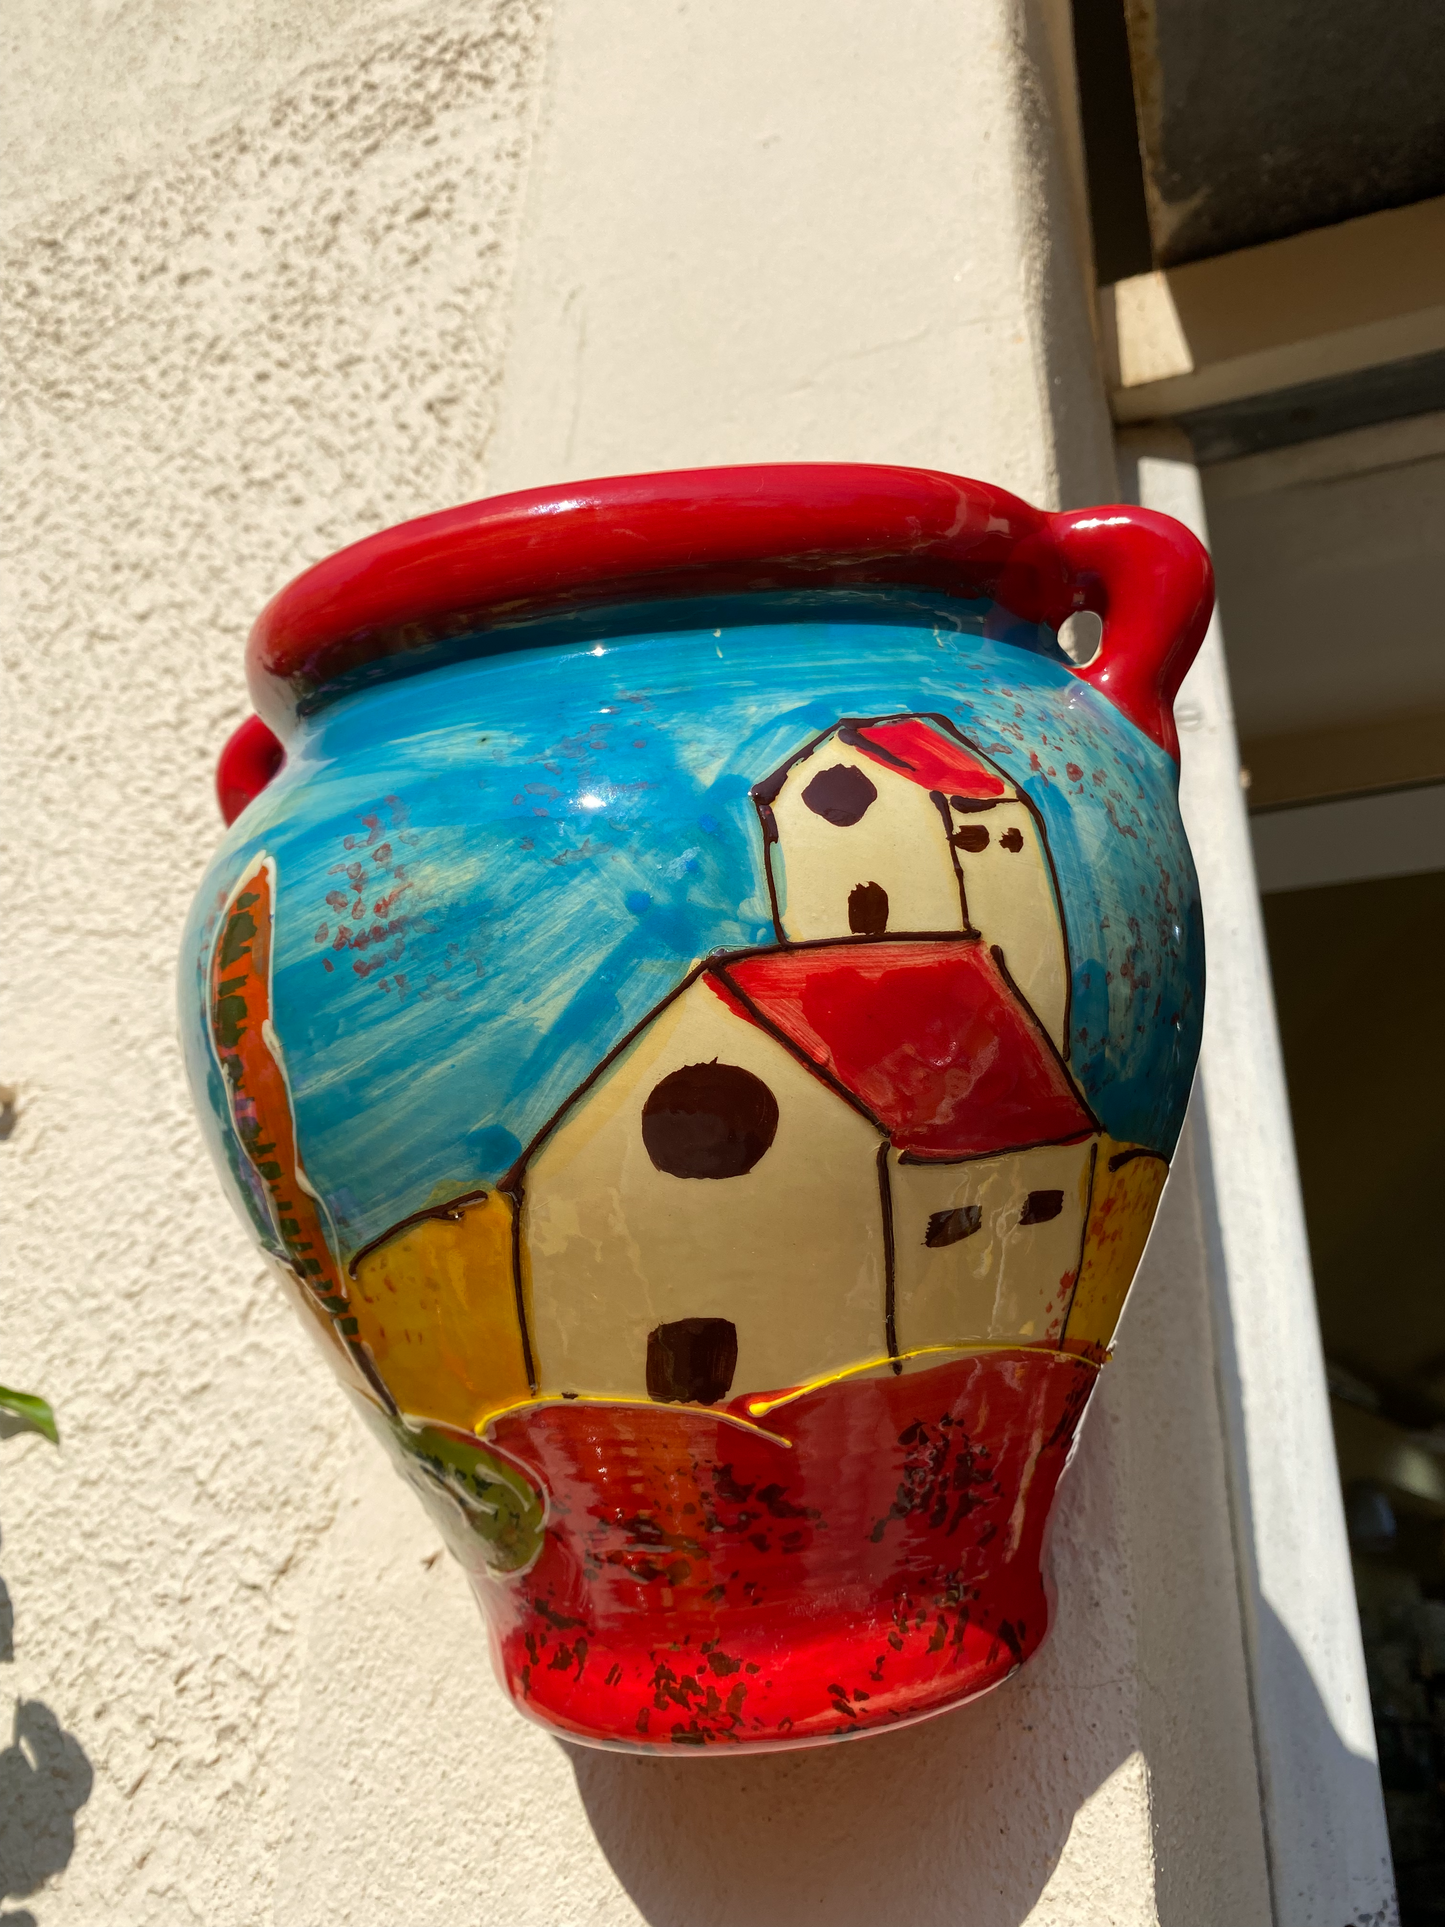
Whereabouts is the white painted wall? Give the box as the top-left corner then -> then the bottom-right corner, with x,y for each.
3,4 -> 1276,1920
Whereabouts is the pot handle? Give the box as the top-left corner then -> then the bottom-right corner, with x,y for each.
1049,505 -> 1214,763
217,713 -> 285,826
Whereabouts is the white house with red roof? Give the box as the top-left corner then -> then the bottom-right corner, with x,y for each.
514,921 -> 1101,1411
751,714 -> 1071,1050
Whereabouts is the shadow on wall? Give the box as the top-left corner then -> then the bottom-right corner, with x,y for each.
1255,1599 -> 1399,1927
567,1584 -> 1395,1927
0,1703 -> 93,1926
1185,1091 -> 1400,1925
566,1681 -> 1091,1927
0,1514 -> 93,1927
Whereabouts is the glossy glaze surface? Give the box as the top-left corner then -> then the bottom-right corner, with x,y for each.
181,466 -> 1208,1751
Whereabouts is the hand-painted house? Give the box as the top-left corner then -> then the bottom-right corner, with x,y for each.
752,715 -> 1071,1051
340,710 -> 1171,1433
515,935 -> 1103,1410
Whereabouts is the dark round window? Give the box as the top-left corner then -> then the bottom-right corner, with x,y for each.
641,1061 -> 780,1179
801,762 -> 878,826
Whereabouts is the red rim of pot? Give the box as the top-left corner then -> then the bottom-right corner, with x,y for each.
216,463 -> 1213,824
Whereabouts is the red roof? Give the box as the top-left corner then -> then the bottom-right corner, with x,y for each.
834,718 -> 1007,801
707,939 -> 1095,1160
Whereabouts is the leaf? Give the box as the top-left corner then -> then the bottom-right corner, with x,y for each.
0,1385 -> 59,1444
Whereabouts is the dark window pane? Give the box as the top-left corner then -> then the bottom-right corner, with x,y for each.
926,1205 -> 983,1247
1020,1190 -> 1064,1225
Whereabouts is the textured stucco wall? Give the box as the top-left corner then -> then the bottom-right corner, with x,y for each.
1,4 -> 1271,1921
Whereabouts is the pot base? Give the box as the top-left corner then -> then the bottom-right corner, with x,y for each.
481,1350 -> 1094,1751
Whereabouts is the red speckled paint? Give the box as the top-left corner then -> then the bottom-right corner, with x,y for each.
485,1350 -> 1093,1750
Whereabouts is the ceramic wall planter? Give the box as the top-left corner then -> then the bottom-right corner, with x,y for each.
181,465 -> 1211,1752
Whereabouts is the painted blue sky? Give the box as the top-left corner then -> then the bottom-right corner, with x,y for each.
182,601 -> 1204,1264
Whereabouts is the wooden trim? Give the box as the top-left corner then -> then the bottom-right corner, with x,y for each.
1100,197 -> 1445,421
1242,708 -> 1445,812
1202,408 -> 1445,502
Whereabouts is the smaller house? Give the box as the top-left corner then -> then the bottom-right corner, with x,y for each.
751,715 -> 1071,1051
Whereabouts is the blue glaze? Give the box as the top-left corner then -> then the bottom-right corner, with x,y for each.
181,597 -> 1203,1265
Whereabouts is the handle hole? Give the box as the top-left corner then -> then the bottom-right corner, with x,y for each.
1058,610 -> 1102,666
